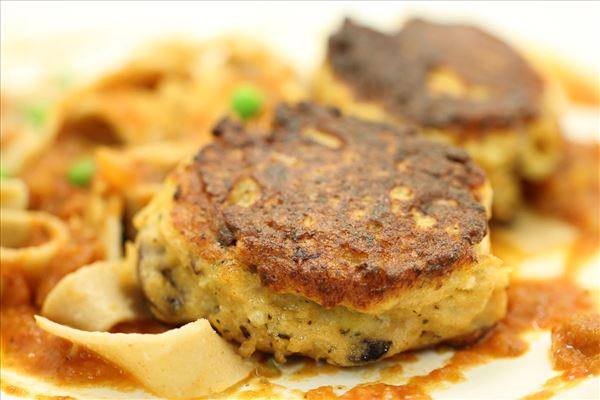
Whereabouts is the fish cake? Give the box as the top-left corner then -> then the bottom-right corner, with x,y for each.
134,103 -> 508,365
314,19 -> 563,221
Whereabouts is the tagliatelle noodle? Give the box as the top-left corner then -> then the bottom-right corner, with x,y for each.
86,192 -> 123,260
0,178 -> 29,209
0,208 -> 69,275
35,316 -> 254,398
41,260 -> 151,331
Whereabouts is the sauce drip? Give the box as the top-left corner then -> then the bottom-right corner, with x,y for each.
407,279 -> 598,388
522,313 -> 600,400
0,306 -> 132,388
300,279 -> 599,399
551,313 -> 600,376
306,383 -> 430,400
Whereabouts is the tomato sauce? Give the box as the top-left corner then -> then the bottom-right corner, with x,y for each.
306,383 -> 431,400
22,137 -> 96,219
551,313 -> 600,376
0,285 -> 169,393
34,233 -> 103,308
0,306 -> 133,388
521,313 -> 600,400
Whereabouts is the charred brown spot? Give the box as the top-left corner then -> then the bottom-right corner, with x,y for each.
211,117 -> 229,137
173,185 -> 182,201
160,268 -> 178,288
165,296 -> 183,312
216,223 -> 236,247
292,247 -> 320,264
240,325 -> 251,339
348,338 -> 392,363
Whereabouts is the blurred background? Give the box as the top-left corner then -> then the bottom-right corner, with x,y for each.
1,3 -> 599,399
2,1 -> 600,90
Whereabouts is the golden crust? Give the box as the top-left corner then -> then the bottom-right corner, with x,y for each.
168,103 -> 488,309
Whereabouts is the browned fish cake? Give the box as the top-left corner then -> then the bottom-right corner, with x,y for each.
134,103 -> 508,365
328,19 -> 542,131
315,19 -> 563,221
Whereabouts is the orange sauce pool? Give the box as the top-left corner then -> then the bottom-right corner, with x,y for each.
551,314 -> 600,377
522,313 -> 600,400
0,305 -> 133,389
409,278 -> 598,385
0,225 -> 171,394
306,383 -> 430,400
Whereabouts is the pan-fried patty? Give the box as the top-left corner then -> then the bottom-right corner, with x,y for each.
314,18 -> 563,221
134,103 -> 508,365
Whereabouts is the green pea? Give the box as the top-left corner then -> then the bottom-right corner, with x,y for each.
0,166 -> 9,180
24,102 -> 48,128
231,86 -> 263,120
67,158 -> 95,187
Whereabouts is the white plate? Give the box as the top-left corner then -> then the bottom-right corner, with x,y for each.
1,2 -> 599,399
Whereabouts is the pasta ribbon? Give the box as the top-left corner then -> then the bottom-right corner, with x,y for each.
42,260 -> 151,331
35,316 -> 254,398
0,208 -> 68,275
0,178 -> 28,209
